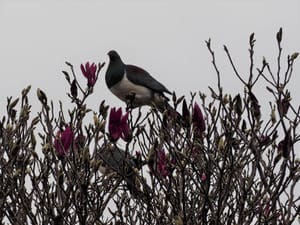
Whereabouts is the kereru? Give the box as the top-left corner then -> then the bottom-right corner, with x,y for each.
105,50 -> 172,111
96,145 -> 150,203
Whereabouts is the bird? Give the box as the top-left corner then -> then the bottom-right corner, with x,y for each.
96,144 -> 150,203
105,50 -> 172,111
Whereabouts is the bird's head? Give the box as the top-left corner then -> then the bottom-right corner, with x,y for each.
108,50 -> 121,62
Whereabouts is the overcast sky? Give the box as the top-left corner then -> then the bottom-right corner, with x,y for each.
0,0 -> 299,115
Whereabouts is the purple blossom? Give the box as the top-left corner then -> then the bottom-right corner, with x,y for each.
278,129 -> 292,158
277,98 -> 290,117
181,99 -> 190,127
70,79 -> 78,98
108,107 -> 131,142
120,112 -> 131,141
157,149 -> 169,177
192,102 -> 206,135
54,126 -> 74,157
80,62 -> 97,88
263,204 -> 271,217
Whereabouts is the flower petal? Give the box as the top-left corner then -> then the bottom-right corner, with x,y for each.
192,102 -> 205,135
80,64 -> 87,77
108,107 -> 122,141
54,126 -> 74,157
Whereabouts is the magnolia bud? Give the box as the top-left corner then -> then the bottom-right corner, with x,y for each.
37,88 -> 47,106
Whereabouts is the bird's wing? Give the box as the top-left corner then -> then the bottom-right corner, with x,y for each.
98,146 -> 136,174
125,65 -> 171,94
97,146 -> 151,203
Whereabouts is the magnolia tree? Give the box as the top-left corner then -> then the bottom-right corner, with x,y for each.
1,29 -> 300,225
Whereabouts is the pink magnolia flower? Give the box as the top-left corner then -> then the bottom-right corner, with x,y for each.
108,107 -> 131,142
70,79 -> 78,98
157,149 -> 169,177
201,173 -> 207,181
120,112 -> 132,141
54,126 -> 74,157
263,205 -> 270,217
278,129 -> 292,158
192,102 -> 206,136
181,99 -> 190,127
80,62 -> 97,88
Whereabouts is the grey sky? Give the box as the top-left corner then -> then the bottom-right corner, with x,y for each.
0,0 -> 299,112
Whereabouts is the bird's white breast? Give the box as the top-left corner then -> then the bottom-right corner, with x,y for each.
110,73 -> 153,106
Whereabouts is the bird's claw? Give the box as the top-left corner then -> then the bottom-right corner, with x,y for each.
126,92 -> 136,110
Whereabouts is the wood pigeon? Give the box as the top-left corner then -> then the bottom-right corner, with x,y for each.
105,50 -> 172,111
96,145 -> 150,203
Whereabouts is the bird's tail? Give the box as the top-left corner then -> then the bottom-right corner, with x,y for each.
124,171 -> 152,205
97,145 -> 152,206
153,95 -> 183,127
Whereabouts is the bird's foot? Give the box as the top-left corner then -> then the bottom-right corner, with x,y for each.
126,92 -> 136,110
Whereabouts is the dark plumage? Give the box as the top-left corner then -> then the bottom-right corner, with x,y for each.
105,50 -> 171,109
96,145 -> 150,203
